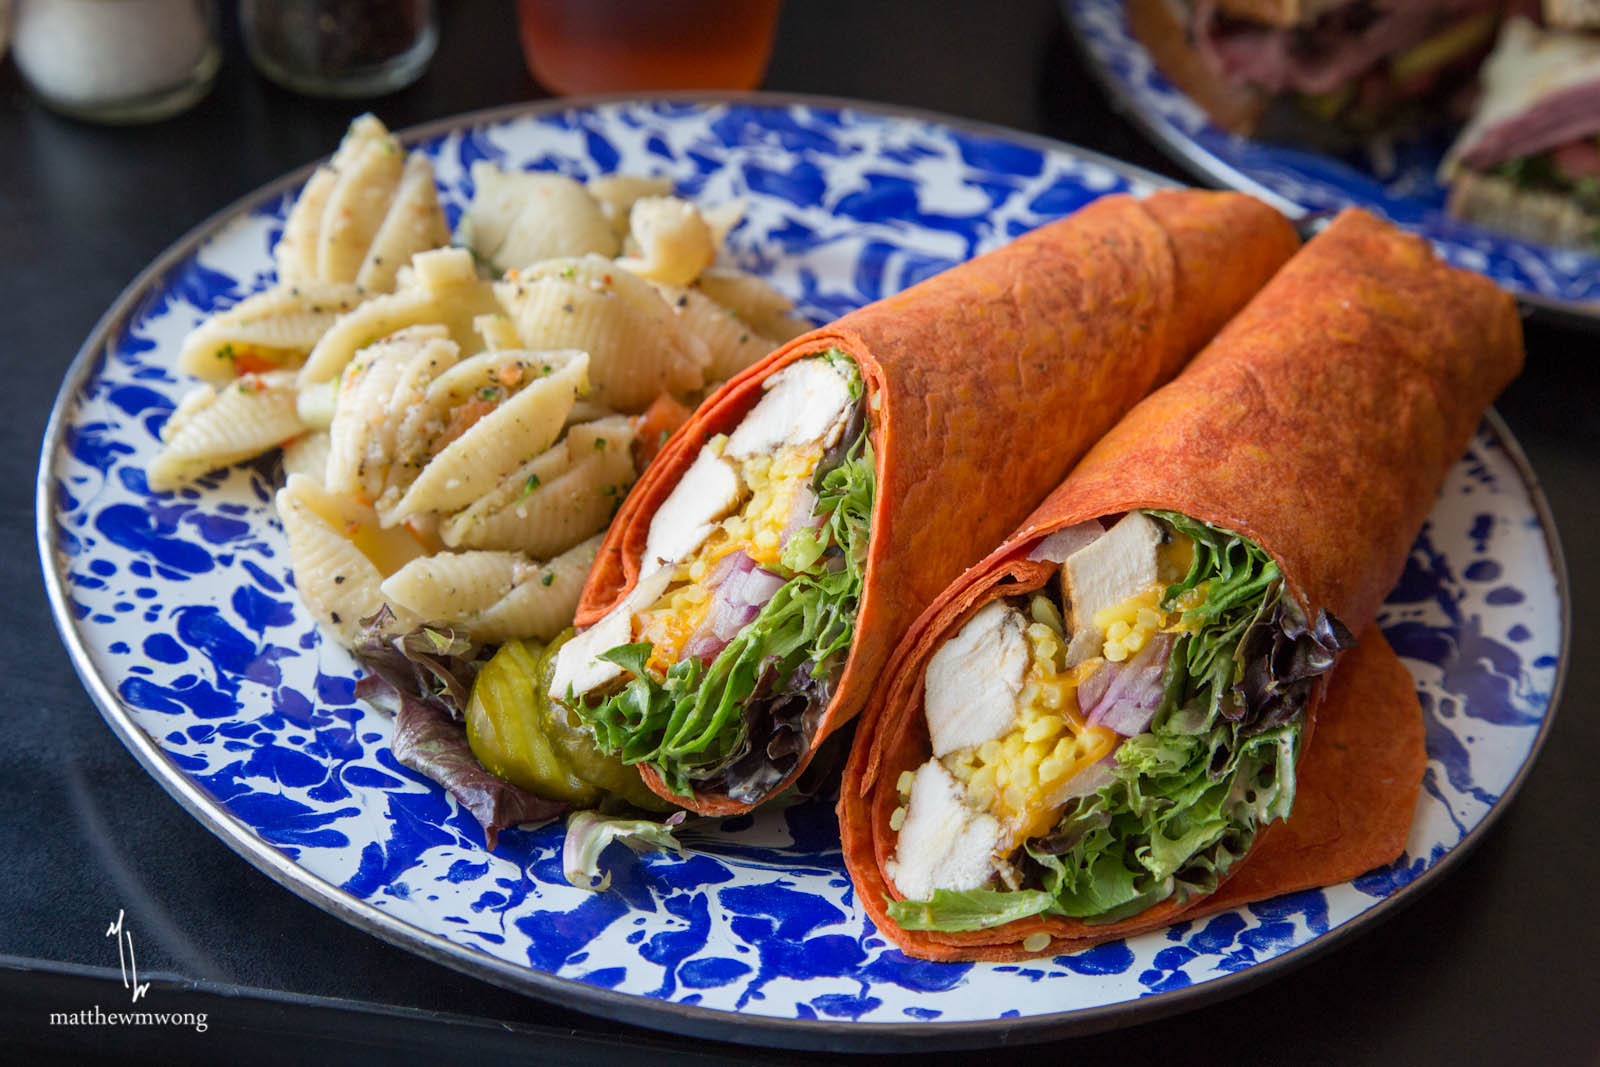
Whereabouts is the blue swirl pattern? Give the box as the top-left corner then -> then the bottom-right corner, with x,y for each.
1064,0 -> 1600,311
44,101 -> 1561,1026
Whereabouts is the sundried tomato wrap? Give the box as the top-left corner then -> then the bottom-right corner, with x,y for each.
575,190 -> 1300,815
840,208 -> 1524,960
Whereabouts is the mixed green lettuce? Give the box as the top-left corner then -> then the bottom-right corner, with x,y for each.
577,353 -> 875,804
352,608 -> 566,849
563,810 -> 687,891
889,511 -> 1351,932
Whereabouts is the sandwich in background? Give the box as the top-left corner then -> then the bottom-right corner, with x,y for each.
1128,0 -> 1506,140
1440,15 -> 1600,249
1544,0 -> 1600,29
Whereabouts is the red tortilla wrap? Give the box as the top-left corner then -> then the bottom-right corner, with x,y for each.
840,207 -> 1524,960
577,190 -> 1300,814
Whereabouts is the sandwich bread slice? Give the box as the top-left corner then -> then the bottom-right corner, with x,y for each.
1440,16 -> 1600,249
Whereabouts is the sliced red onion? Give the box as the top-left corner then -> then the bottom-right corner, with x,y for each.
710,598 -> 759,641
1083,632 -> 1173,737
732,566 -> 785,608
1094,697 -> 1161,738
1076,655 -> 1112,711
683,631 -> 725,662
1026,519 -> 1105,564
780,483 -> 824,545
1053,759 -> 1117,803
707,548 -> 755,590
685,550 -> 786,660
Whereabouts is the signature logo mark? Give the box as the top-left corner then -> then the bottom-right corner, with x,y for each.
105,909 -> 150,1003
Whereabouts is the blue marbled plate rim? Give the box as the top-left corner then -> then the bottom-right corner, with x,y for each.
35,92 -> 1570,1052
1058,0 -> 1600,329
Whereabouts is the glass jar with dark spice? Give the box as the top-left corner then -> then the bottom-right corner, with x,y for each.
241,0 -> 437,98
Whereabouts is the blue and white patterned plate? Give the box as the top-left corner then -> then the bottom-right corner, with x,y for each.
1062,0 -> 1600,321
38,96 -> 1566,1051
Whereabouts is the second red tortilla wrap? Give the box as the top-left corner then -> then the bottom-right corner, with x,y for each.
577,190 -> 1300,814
840,208 -> 1524,960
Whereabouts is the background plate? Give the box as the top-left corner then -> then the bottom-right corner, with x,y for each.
38,96 -> 1565,1050
1061,0 -> 1600,322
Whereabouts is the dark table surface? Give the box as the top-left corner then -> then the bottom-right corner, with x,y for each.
6,2 -> 1598,1064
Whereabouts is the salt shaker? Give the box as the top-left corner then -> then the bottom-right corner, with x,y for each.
240,0 -> 437,99
10,0 -> 220,124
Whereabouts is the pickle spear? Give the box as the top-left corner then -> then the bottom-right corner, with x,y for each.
537,630 -> 675,813
466,633 -> 673,812
466,639 -> 602,808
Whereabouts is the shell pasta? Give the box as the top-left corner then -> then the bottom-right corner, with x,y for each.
275,114 -> 448,290
358,151 -> 452,294
275,474 -> 424,645
155,113 -> 811,651
460,162 -> 619,273
298,247 -> 499,386
654,282 -> 781,383
495,255 -> 709,411
378,534 -> 604,643
440,414 -> 637,558
148,371 -> 306,491
177,283 -> 364,383
384,350 -> 590,522
618,196 -> 718,286
692,266 -> 811,344
467,535 -> 604,643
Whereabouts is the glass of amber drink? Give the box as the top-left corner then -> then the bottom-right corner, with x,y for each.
516,0 -> 782,95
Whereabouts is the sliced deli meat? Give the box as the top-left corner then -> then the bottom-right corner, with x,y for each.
1197,0 -> 1501,98
723,357 -> 854,459
1060,510 -> 1162,667
641,447 -> 741,570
